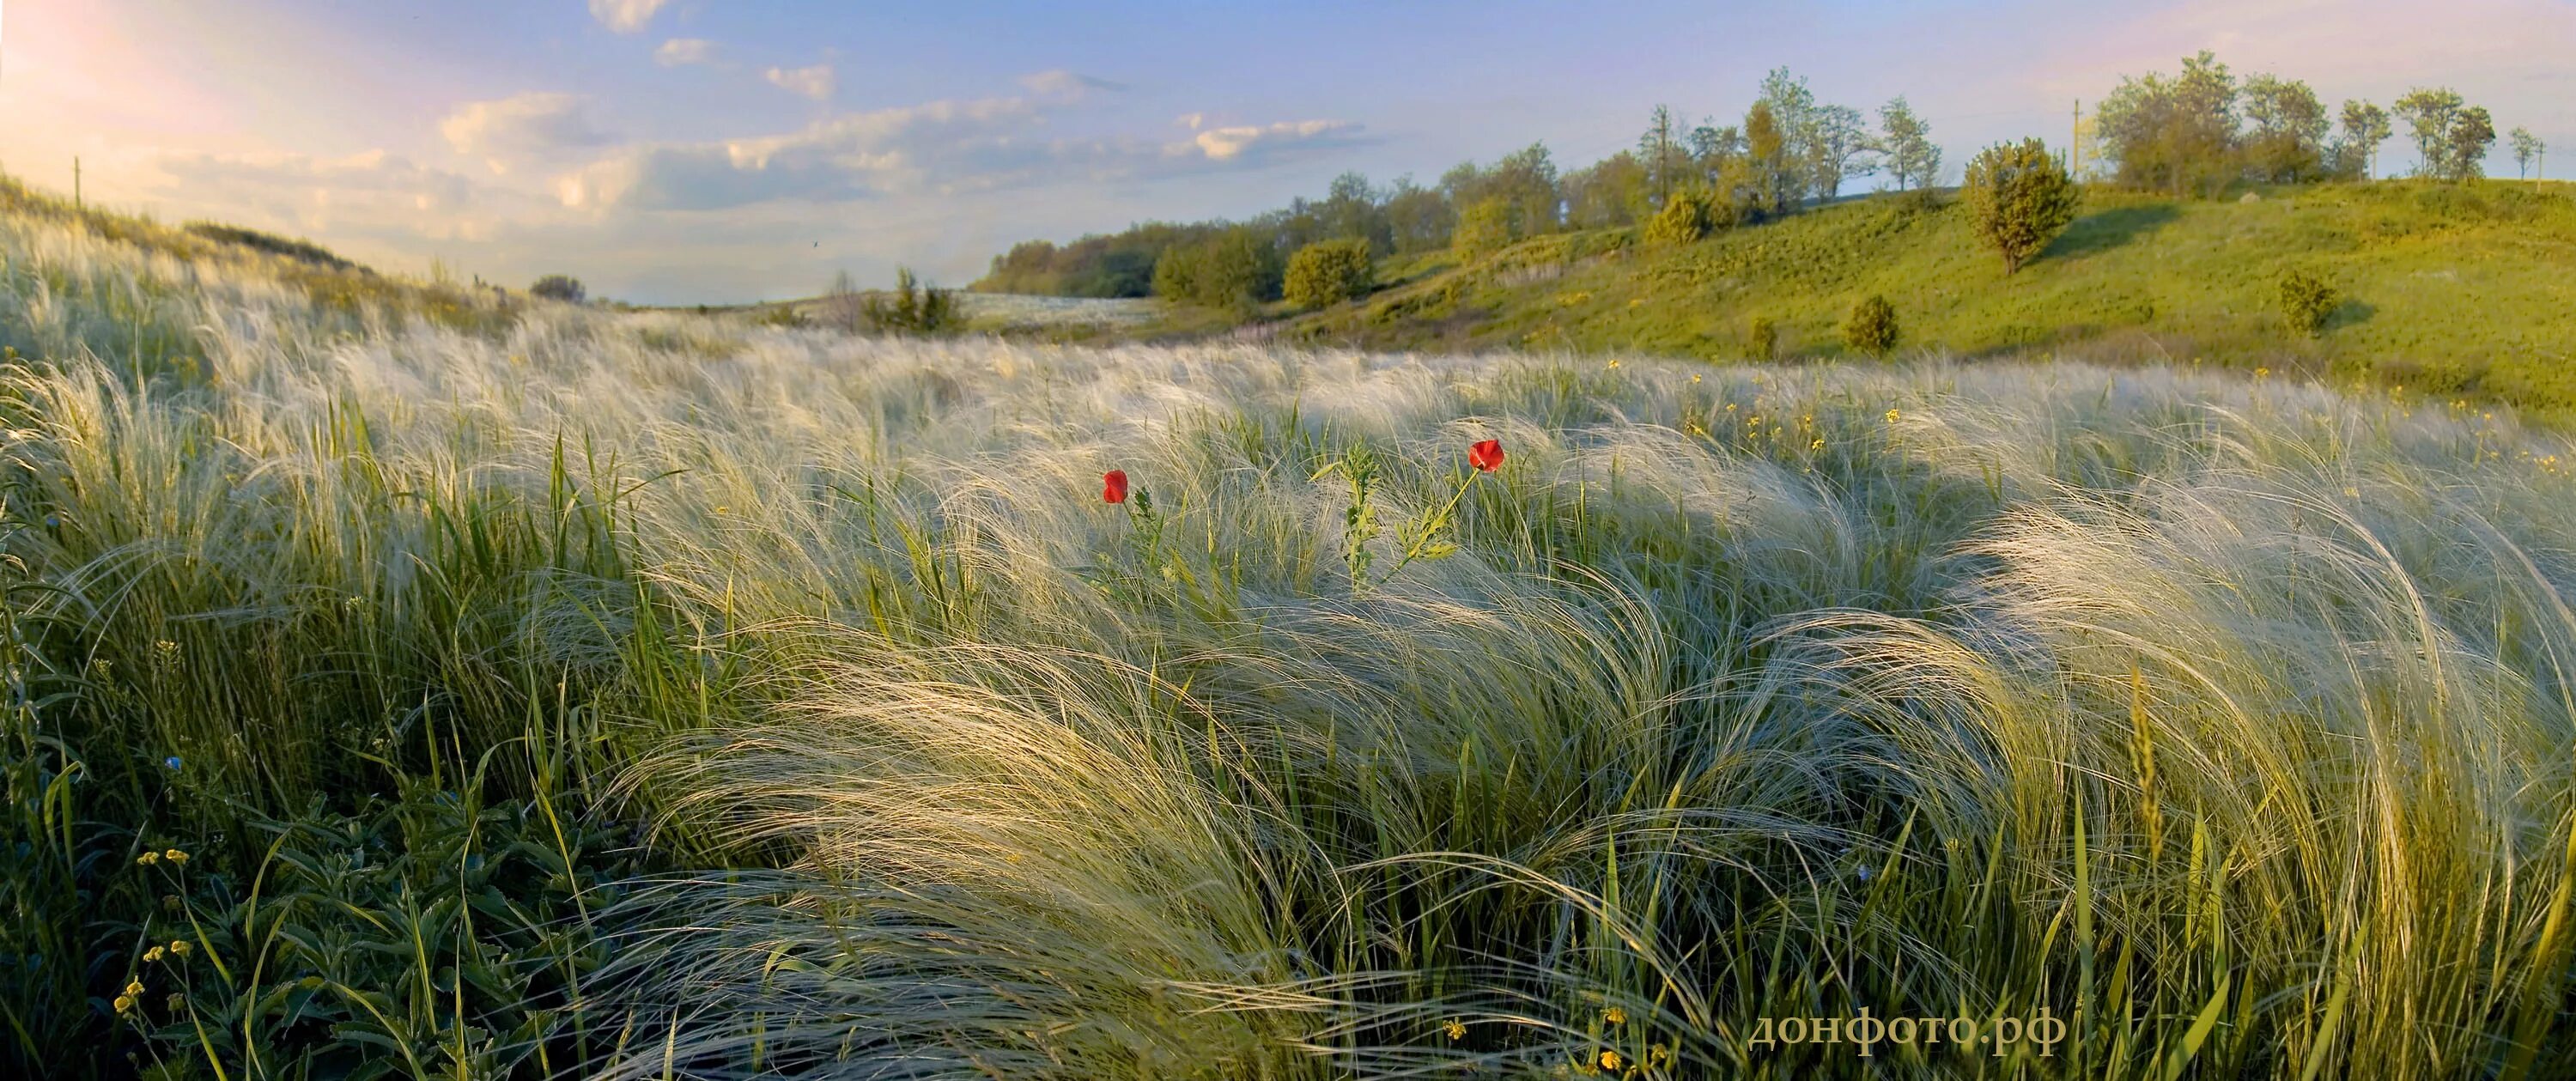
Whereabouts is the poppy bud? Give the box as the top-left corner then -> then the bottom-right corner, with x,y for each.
1103,470 -> 1128,504
1467,440 -> 1504,473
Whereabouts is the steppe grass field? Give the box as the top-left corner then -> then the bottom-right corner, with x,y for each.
4,185 -> 2576,1079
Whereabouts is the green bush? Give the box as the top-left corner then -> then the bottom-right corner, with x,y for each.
1748,315 -> 1778,360
1844,294 -> 1899,355
1283,240 -> 1374,308
1961,139 -> 2081,273
861,267 -> 958,334
2277,268 -> 2339,337
1642,191 -> 1714,247
529,275 -> 586,303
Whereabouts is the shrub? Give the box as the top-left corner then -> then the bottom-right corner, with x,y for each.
2276,268 -> 2339,337
1844,295 -> 1899,356
1748,316 -> 1778,360
861,267 -> 957,334
1961,138 -> 2081,273
530,275 -> 586,303
1453,197 -> 1518,258
1642,190 -> 1714,247
1283,240 -> 1374,308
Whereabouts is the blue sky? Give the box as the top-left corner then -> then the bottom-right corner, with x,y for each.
3,0 -> 2569,304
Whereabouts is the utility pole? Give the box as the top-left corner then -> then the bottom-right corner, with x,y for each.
2071,100 -> 2081,179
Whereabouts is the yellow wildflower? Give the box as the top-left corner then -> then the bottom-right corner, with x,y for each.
164,848 -> 187,865
169,940 -> 191,957
1443,1018 -> 1467,1041
1810,439 -> 1825,450
1690,373 -> 1701,383
143,947 -> 165,963
124,980 -> 144,996
1599,1050 -> 1621,1071
136,852 -> 160,867
1885,408 -> 1901,424
1603,1006 -> 1626,1025
112,995 -> 134,1013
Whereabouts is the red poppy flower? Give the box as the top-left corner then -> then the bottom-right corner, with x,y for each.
1103,470 -> 1129,504
1468,439 -> 1505,473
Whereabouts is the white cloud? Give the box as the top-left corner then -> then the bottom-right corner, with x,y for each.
654,38 -> 719,67
439,93 -> 616,171
1185,119 -> 1365,162
764,64 -> 837,101
1176,112 -> 1207,131
587,0 -> 670,34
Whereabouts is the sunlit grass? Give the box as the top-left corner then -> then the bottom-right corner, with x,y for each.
3,184 -> 2574,1078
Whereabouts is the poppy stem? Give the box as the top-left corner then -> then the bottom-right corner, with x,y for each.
1378,467 -> 1484,586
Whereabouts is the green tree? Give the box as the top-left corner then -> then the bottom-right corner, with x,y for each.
2394,88 -> 2496,182
1962,138 -> 2081,274
2327,100 -> 2392,180
1317,172 -> 1393,252
2095,51 -> 2242,197
1878,96 -> 1942,191
1381,176 -> 1455,253
2509,127 -> 2544,182
2240,73 -> 2329,182
1562,151 -> 1649,229
1282,239 -> 1373,308
1844,294 -> 1899,355
1453,197 -> 1518,257
1742,101 -> 1792,216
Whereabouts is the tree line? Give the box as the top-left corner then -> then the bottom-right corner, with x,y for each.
968,54 -> 2535,308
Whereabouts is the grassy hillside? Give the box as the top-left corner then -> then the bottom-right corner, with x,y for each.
9,176 -> 2576,1078
1271,180 -> 2576,416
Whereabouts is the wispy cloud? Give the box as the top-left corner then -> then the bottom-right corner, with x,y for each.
764,64 -> 838,101
586,0 -> 670,34
439,93 -> 616,172
1018,70 -> 1126,99
1186,119 -> 1364,162
552,84 -> 1363,213
654,38 -> 720,68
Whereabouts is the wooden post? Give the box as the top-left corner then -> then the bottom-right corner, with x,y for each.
73,156 -> 82,211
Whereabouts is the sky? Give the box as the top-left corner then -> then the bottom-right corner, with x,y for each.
3,0 -> 2569,305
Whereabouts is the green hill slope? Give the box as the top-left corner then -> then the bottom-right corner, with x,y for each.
1275,181 -> 2576,415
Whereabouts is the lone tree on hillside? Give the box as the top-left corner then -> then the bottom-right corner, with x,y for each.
530,275 -> 586,303
1877,96 -> 1941,191
2393,88 -> 2496,182
1283,239 -> 1374,308
1962,138 -> 2081,274
2511,127 -> 2545,182
2335,100 -> 2393,179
